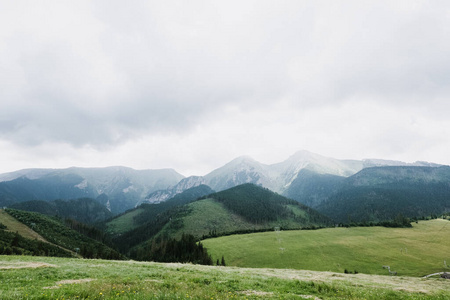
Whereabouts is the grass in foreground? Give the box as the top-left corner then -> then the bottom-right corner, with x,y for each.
203,219 -> 450,277
1,255 -> 450,299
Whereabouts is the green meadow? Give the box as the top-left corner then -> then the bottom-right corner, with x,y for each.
203,219 -> 450,277
1,255 -> 450,299
106,208 -> 145,234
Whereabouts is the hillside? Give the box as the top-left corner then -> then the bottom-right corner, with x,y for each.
118,184 -> 330,258
9,198 -> 113,224
106,184 -> 214,234
209,183 -> 330,225
0,209 -> 73,257
317,166 -> 450,223
203,218 -> 450,277
4,209 -> 123,260
277,168 -> 346,208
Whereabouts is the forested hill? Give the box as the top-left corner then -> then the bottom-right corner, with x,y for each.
9,198 -> 113,224
106,184 -> 214,235
3,209 -> 123,260
316,166 -> 450,223
110,183 -> 331,257
209,183 -> 330,225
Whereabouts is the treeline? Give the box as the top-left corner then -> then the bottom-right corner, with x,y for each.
130,233 -> 213,265
201,225 -> 327,240
5,209 -> 123,260
339,214 -> 413,228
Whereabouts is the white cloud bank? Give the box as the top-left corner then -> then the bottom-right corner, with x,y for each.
1,0 -> 450,176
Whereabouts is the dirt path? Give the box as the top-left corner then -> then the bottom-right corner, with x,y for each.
0,261 -> 57,270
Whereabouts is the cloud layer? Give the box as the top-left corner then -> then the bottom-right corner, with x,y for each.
1,0 -> 450,175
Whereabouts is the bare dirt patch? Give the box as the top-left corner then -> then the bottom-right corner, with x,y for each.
0,262 -> 57,270
43,278 -> 94,289
239,290 -> 274,296
144,279 -> 164,283
299,295 -> 322,300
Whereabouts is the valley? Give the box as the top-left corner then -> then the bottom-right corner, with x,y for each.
1,151 -> 450,299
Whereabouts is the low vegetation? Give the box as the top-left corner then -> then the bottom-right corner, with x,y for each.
203,219 -> 450,277
1,255 -> 450,299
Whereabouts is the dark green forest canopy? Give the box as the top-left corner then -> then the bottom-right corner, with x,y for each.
5,209 -> 123,260
209,183 -> 331,225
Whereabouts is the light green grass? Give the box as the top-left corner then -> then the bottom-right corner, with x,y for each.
203,219 -> 450,277
0,209 -> 47,242
106,208 -> 144,234
285,204 -> 307,218
1,255 -> 450,299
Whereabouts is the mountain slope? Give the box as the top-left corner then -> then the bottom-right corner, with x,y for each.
204,156 -> 276,192
9,198 -> 113,224
5,209 -> 123,259
107,184 -> 214,235
283,169 -> 346,208
140,176 -> 206,205
0,167 -> 184,214
117,184 -> 331,256
143,150 -> 440,205
316,166 -> 450,223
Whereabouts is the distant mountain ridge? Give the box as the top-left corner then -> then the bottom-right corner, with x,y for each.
0,151 -> 443,213
316,165 -> 450,223
0,167 -> 184,214
140,150 -> 441,204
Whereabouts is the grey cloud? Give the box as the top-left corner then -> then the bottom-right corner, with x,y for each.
1,0 -> 450,149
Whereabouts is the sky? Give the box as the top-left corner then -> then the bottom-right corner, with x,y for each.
1,0 -> 450,176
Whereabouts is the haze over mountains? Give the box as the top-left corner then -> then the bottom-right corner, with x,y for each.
0,150 -> 445,218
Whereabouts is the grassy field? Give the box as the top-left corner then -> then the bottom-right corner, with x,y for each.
203,219 -> 450,277
1,255 -> 450,299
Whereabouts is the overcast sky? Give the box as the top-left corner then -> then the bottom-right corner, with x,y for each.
1,0 -> 450,176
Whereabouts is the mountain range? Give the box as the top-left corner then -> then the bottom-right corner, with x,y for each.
0,150 -> 443,215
